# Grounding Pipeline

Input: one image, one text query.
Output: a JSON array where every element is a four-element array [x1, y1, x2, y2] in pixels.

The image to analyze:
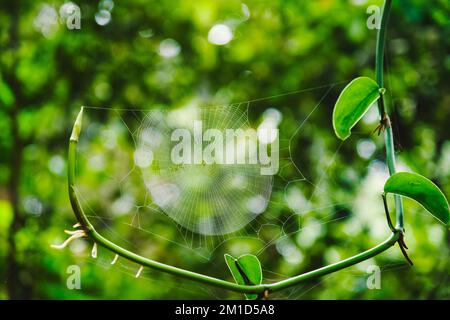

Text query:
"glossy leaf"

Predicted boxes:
[[224, 254, 245, 285], [384, 172, 450, 226], [224, 254, 262, 299], [333, 77, 380, 140], [236, 254, 263, 286]]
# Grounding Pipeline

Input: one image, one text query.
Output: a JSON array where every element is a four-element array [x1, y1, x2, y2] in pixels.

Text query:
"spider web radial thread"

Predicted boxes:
[[135, 104, 274, 235]]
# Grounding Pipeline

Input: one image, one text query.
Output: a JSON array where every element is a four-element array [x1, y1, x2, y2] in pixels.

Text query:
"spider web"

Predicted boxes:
[[134, 104, 273, 236], [70, 80, 410, 298]]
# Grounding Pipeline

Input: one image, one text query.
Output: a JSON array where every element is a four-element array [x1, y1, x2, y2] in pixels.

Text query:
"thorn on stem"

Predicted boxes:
[[135, 265, 144, 278], [65, 229, 80, 235], [398, 234, 413, 266], [91, 242, 98, 259], [111, 254, 119, 265], [51, 230, 86, 250]]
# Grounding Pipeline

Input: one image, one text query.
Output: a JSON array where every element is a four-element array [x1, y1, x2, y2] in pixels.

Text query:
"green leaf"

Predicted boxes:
[[236, 254, 263, 286], [333, 77, 380, 140], [224, 254, 245, 285], [224, 254, 262, 300], [384, 172, 450, 226]]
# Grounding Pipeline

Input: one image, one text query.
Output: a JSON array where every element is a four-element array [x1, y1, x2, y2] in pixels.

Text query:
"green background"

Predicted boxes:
[[0, 0, 449, 299]]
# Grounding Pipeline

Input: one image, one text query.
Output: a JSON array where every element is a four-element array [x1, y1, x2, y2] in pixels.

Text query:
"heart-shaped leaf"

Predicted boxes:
[[384, 172, 450, 226], [333, 77, 381, 140], [224, 253, 262, 299]]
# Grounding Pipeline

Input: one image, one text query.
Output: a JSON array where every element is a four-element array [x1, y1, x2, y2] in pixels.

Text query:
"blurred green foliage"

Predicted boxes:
[[0, 0, 449, 299]]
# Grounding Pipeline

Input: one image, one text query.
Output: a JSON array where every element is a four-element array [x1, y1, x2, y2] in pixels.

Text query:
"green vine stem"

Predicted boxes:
[[375, 0, 405, 231], [67, 106, 400, 295], [64, 0, 405, 295]]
